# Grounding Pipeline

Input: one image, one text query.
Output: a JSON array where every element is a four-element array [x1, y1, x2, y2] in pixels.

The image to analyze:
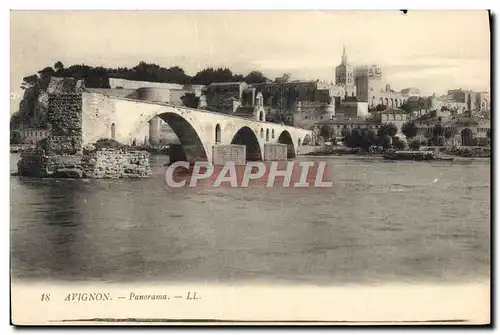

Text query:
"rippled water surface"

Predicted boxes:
[[10, 154, 490, 284]]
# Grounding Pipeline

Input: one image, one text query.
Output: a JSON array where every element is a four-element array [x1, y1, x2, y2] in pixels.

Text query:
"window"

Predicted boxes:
[[215, 124, 221, 143], [111, 123, 116, 140]]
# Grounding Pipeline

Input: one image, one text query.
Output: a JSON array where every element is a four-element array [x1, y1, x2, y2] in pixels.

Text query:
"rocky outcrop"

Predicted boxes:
[[13, 77, 85, 129]]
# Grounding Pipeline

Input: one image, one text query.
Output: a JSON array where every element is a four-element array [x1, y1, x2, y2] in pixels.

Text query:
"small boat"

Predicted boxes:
[[383, 149, 437, 161]]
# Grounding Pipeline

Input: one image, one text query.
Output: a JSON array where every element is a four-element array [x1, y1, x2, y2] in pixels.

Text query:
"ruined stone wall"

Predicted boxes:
[[17, 149, 152, 179], [82, 149, 151, 178], [46, 93, 83, 154]]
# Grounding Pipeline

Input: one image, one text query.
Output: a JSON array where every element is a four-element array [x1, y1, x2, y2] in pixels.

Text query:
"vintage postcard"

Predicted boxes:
[[9, 10, 491, 325]]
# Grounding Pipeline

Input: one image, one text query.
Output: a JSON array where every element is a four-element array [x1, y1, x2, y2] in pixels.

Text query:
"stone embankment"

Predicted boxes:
[[17, 148, 152, 179]]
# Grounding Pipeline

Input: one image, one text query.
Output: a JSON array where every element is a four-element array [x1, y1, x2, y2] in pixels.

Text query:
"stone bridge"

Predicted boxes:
[[81, 92, 313, 162]]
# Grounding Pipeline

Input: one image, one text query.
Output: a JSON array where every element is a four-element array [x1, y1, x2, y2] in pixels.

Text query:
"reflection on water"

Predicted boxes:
[[10, 154, 490, 284]]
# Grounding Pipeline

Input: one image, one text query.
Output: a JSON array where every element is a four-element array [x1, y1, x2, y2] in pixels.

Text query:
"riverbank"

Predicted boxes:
[[299, 145, 491, 159]]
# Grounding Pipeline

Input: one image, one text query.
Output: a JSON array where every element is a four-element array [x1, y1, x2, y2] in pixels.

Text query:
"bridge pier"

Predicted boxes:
[[264, 144, 288, 161], [212, 144, 246, 166]]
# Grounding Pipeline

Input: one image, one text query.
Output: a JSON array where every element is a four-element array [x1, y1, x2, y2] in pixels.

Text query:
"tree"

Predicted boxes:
[[401, 121, 418, 139], [319, 124, 332, 140], [433, 123, 444, 138], [393, 138, 406, 150], [409, 139, 421, 150], [10, 112, 21, 130], [181, 93, 200, 108], [244, 71, 268, 84], [344, 129, 361, 148], [10, 131, 22, 145], [378, 123, 398, 138], [377, 135, 391, 149], [190, 67, 236, 85], [376, 104, 387, 112], [54, 61, 64, 72], [20, 74, 39, 90], [360, 128, 377, 151]]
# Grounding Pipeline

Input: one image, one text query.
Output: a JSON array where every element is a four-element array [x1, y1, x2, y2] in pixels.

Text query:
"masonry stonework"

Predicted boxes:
[[82, 149, 152, 178], [264, 144, 288, 161], [46, 93, 83, 154], [17, 149, 152, 179], [212, 145, 246, 166]]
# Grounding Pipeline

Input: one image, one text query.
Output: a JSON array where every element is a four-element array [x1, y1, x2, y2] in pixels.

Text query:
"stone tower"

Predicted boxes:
[[335, 44, 356, 97]]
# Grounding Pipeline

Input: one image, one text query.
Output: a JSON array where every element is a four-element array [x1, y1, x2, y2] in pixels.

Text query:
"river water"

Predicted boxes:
[[10, 153, 490, 285]]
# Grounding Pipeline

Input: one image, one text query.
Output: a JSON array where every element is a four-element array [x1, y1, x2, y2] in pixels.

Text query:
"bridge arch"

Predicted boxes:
[[231, 126, 262, 161], [156, 112, 209, 162], [278, 130, 296, 159]]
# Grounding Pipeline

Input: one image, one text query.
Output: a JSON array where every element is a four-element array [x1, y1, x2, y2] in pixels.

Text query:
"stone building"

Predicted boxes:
[[291, 101, 336, 129], [445, 88, 490, 115], [414, 116, 490, 146], [12, 126, 50, 145], [312, 118, 383, 140], [335, 98, 369, 119], [204, 82, 249, 114], [249, 79, 343, 125], [400, 87, 421, 96], [379, 109, 408, 136], [354, 64, 383, 104], [334, 47, 411, 108]]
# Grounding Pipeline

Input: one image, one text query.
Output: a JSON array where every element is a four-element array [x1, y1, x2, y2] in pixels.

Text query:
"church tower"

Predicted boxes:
[[335, 44, 356, 97]]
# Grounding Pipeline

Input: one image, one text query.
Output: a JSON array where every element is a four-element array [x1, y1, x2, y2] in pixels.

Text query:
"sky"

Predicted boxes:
[[10, 10, 491, 114]]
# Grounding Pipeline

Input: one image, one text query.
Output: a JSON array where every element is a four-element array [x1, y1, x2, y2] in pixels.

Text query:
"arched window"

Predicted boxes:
[[215, 124, 221, 143], [111, 123, 116, 139], [272, 129, 275, 139], [298, 138, 302, 146], [266, 129, 270, 141], [259, 111, 264, 121], [260, 128, 264, 138]]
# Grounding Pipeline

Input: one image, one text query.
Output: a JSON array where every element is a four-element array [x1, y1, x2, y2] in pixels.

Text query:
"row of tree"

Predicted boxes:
[[319, 120, 492, 151], [20, 61, 271, 90]]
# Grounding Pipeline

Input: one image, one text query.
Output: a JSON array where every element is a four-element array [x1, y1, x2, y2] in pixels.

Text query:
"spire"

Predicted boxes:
[[341, 44, 347, 65]]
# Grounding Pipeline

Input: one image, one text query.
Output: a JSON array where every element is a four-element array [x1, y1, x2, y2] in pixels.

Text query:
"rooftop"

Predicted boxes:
[[207, 82, 247, 87]]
